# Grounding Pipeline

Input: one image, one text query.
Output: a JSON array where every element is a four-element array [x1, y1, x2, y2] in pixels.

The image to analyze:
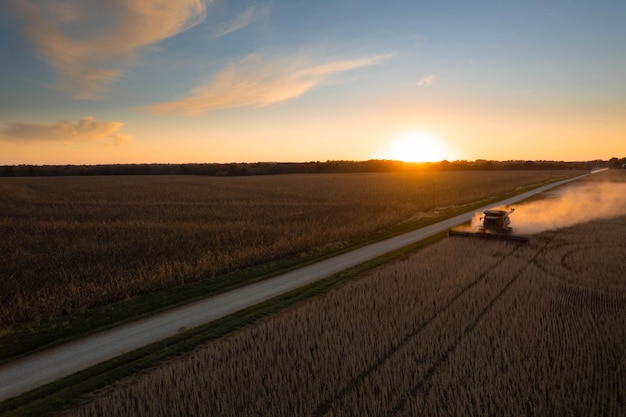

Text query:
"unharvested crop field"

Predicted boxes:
[[0, 170, 578, 328], [70, 175, 625, 417]]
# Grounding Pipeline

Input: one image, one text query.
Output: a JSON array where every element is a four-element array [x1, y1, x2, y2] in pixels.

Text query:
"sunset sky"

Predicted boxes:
[[1, 1, 625, 165]]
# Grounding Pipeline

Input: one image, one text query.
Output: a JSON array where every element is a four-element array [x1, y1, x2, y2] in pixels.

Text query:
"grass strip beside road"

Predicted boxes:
[[0, 174, 583, 362], [0, 234, 446, 417]]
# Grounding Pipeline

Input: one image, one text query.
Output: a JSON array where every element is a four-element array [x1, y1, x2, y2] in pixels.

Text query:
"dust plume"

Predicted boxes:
[[475, 182, 626, 235]]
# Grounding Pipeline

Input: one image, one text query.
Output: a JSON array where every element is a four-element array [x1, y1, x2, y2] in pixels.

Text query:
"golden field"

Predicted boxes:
[[68, 171, 626, 417], [0, 170, 577, 328]]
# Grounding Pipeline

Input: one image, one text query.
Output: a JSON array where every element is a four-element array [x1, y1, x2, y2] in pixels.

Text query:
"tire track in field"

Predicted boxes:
[[528, 232, 626, 315], [312, 243, 524, 417], [386, 233, 559, 417]]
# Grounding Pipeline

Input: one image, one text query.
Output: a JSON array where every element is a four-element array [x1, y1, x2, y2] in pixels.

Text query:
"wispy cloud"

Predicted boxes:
[[416, 75, 434, 87], [0, 117, 132, 146], [146, 52, 394, 115], [6, 0, 206, 99], [209, 4, 268, 39]]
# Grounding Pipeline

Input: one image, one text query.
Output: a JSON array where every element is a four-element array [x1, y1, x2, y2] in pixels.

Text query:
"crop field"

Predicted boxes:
[[0, 170, 578, 329], [70, 182, 626, 416]]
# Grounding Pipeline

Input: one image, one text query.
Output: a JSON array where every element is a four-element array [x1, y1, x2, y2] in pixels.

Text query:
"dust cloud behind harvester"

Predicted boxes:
[[475, 182, 626, 235]]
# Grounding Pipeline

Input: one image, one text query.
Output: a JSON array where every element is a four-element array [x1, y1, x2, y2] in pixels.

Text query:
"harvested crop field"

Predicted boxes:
[[0, 170, 579, 328], [70, 177, 626, 417]]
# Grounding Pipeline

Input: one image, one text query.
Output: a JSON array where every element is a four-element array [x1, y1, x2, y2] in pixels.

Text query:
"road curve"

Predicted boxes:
[[0, 173, 592, 402]]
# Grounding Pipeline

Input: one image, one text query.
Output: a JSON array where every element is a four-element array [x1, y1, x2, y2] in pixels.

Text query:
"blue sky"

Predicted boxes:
[[1, 0, 625, 164]]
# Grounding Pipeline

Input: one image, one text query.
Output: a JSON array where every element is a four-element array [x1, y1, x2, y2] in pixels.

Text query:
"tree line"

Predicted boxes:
[[1, 158, 624, 177]]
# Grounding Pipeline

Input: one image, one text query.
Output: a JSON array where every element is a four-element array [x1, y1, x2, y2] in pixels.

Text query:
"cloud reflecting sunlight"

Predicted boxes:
[[6, 0, 206, 99], [209, 4, 269, 39], [0, 117, 132, 146], [146, 53, 394, 115], [416, 75, 434, 87]]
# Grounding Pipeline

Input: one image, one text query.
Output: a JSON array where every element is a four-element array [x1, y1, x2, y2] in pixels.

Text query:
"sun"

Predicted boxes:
[[386, 132, 447, 163]]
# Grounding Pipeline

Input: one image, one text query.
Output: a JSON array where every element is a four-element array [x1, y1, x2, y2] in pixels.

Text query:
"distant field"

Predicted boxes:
[[0, 170, 580, 328], [72, 178, 626, 417]]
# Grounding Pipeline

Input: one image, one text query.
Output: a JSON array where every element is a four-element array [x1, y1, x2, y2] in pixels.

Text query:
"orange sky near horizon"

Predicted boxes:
[[3, 95, 622, 165]]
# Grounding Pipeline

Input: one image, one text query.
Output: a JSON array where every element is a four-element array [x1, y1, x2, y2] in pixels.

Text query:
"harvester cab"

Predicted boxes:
[[449, 207, 529, 243], [480, 208, 514, 234]]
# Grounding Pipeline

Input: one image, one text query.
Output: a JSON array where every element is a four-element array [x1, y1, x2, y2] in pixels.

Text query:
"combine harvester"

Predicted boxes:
[[449, 208, 530, 244]]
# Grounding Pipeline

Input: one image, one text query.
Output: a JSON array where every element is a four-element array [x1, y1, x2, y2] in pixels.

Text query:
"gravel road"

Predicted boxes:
[[0, 173, 591, 402]]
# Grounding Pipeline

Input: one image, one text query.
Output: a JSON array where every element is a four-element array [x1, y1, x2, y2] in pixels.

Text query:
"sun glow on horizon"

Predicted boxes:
[[385, 132, 449, 163]]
